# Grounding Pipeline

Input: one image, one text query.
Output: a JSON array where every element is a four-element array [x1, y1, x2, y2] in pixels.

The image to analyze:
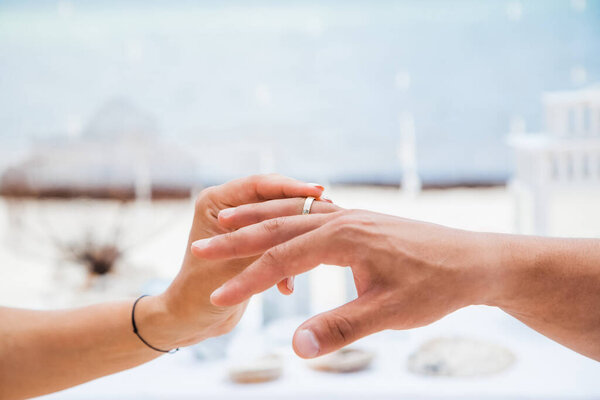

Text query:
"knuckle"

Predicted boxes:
[[261, 249, 280, 267], [322, 221, 349, 249], [332, 211, 358, 228], [326, 212, 371, 265], [334, 211, 374, 236], [340, 208, 361, 218], [260, 247, 292, 276], [250, 173, 278, 184], [262, 217, 284, 233], [339, 209, 368, 223], [324, 312, 355, 344], [328, 215, 359, 239], [249, 174, 263, 183], [195, 186, 217, 209], [221, 232, 239, 257], [249, 174, 268, 200]]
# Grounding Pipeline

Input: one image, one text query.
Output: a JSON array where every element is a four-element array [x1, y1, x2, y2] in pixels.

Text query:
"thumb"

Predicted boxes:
[[292, 294, 381, 358]]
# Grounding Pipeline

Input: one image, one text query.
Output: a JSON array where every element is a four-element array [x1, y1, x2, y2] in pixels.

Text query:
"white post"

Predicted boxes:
[[592, 152, 600, 181], [573, 103, 585, 136], [510, 178, 524, 234], [555, 150, 569, 182], [532, 152, 551, 235], [532, 185, 548, 235], [134, 155, 152, 202], [556, 106, 569, 137], [545, 103, 555, 134], [511, 150, 527, 234], [591, 107, 600, 137], [398, 112, 421, 197], [572, 150, 584, 182]]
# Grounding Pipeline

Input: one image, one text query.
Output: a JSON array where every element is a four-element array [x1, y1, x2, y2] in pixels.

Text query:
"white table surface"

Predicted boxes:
[[38, 306, 600, 400]]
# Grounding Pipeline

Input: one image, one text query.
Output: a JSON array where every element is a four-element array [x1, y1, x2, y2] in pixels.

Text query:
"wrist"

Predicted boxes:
[[461, 232, 514, 308], [472, 233, 551, 310], [133, 294, 196, 350]]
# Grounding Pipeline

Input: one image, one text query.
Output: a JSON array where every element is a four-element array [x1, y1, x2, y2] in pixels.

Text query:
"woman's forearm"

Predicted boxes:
[[0, 295, 175, 399], [488, 235, 600, 360], [0, 176, 325, 399]]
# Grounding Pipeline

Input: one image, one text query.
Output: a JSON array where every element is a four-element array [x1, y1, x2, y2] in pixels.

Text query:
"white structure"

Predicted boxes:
[[2, 99, 196, 200], [398, 112, 422, 197], [509, 85, 600, 235]]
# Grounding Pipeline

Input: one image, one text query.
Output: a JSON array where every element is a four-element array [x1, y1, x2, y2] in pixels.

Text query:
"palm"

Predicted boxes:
[[164, 175, 323, 345]]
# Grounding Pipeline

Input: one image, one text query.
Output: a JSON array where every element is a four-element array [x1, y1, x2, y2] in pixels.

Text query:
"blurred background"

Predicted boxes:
[[1, 0, 599, 398]]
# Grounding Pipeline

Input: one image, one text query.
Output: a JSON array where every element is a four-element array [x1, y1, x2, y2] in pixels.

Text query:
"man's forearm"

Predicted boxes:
[[0, 296, 173, 399], [486, 235, 600, 360]]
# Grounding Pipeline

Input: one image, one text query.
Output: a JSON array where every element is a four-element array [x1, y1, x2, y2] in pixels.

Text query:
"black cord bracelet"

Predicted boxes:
[[131, 295, 179, 354]]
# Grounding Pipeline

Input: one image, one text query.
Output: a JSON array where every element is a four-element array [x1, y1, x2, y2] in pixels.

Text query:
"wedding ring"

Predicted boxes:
[[302, 196, 316, 215]]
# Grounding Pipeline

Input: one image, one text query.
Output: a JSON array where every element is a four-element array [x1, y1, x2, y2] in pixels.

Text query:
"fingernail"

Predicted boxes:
[[210, 284, 226, 302], [320, 195, 333, 203], [219, 208, 236, 219], [308, 182, 325, 191], [295, 329, 320, 358], [192, 238, 212, 250], [286, 276, 295, 292]]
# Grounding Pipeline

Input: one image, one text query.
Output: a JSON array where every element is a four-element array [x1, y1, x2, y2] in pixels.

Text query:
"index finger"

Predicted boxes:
[[192, 213, 335, 260], [210, 223, 345, 307]]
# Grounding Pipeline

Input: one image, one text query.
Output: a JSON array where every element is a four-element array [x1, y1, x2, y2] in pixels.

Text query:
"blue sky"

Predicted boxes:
[[1, 0, 599, 184]]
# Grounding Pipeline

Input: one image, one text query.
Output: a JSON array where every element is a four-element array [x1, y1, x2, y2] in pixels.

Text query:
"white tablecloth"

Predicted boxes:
[[39, 306, 600, 399]]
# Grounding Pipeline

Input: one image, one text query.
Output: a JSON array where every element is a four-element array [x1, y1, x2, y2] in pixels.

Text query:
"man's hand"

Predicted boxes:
[[137, 175, 326, 349], [191, 200, 600, 361], [191, 206, 494, 357]]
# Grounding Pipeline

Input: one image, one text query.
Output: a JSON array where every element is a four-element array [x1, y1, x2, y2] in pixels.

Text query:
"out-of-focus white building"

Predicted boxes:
[[1, 99, 197, 199], [509, 85, 600, 235]]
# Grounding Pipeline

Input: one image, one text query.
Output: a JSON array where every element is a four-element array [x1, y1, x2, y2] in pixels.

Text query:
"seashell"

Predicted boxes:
[[307, 347, 375, 373], [228, 354, 283, 384], [408, 337, 515, 377]]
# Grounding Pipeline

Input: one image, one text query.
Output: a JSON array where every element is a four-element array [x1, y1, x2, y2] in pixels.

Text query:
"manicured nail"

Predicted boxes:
[[219, 208, 236, 219], [192, 238, 212, 251], [308, 182, 325, 191], [295, 329, 320, 358], [210, 284, 226, 302], [320, 195, 333, 203], [286, 276, 295, 292]]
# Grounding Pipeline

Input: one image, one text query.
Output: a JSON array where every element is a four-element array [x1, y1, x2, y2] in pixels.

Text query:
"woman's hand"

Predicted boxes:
[[0, 176, 331, 399], [135, 175, 326, 350], [192, 200, 600, 361]]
